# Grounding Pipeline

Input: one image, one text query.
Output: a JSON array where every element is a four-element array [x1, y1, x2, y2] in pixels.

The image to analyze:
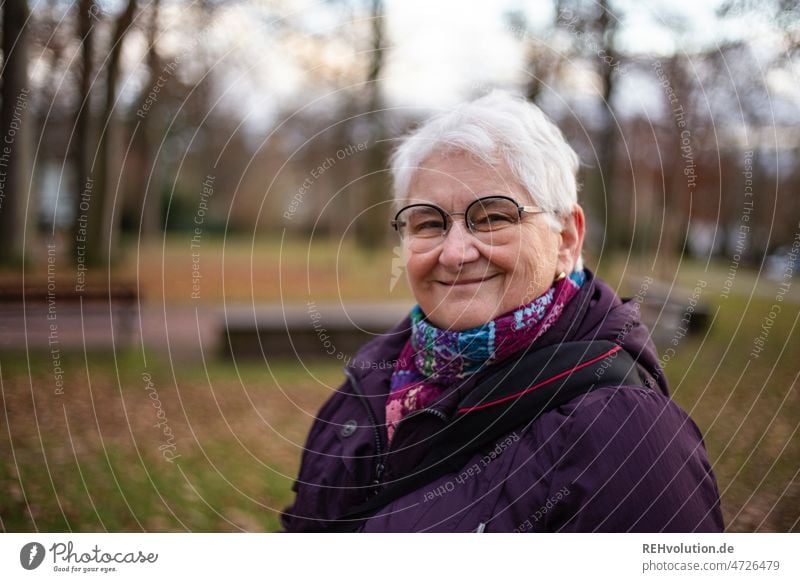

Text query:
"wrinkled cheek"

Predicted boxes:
[[405, 264, 427, 294], [530, 266, 548, 289], [406, 256, 439, 293], [510, 262, 548, 305]]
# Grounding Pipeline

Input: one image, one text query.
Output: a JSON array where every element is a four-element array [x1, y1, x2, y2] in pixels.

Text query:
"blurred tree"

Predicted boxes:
[[717, 0, 800, 255], [505, 5, 565, 105], [652, 53, 695, 274], [0, 0, 32, 266], [593, 0, 624, 250], [511, 0, 629, 254], [521, 0, 627, 252], [354, 0, 390, 250], [129, 0, 162, 239], [719, 0, 800, 53], [83, 0, 139, 266], [71, 0, 96, 264]]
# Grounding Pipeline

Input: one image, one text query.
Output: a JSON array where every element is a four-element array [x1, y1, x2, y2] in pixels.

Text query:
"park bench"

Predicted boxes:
[[220, 279, 710, 360], [221, 302, 412, 360], [622, 276, 710, 344], [0, 278, 140, 349]]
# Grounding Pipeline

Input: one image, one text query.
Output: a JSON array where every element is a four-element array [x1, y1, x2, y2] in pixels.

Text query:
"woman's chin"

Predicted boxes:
[[423, 301, 497, 331]]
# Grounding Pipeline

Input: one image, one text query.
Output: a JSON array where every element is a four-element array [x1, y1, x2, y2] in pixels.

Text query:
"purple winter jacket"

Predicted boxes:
[[280, 270, 724, 532]]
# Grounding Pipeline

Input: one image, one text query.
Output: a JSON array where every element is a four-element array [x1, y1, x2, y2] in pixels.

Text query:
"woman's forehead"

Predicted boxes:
[[406, 150, 525, 207]]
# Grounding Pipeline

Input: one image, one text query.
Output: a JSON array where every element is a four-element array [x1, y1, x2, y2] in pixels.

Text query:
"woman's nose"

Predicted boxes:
[[438, 220, 480, 268]]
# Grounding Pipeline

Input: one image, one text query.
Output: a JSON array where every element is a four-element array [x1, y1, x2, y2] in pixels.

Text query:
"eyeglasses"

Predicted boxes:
[[391, 195, 547, 250]]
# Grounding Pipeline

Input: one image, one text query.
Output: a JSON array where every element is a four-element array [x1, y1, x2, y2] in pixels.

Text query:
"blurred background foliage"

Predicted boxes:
[[0, 0, 798, 266]]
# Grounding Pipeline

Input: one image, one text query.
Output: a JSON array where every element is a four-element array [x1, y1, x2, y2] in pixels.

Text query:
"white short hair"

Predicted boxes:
[[390, 90, 583, 270]]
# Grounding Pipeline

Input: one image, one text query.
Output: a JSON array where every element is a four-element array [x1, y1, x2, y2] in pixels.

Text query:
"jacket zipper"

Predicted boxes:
[[387, 406, 449, 452], [343, 368, 386, 490], [378, 406, 450, 476], [344, 368, 450, 493], [407, 407, 449, 423]]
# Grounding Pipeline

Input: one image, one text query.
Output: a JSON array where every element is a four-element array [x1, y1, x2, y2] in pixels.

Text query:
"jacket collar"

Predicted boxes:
[[343, 268, 669, 425]]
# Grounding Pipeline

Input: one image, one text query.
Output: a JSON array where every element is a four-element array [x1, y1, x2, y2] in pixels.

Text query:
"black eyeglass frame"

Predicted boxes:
[[390, 195, 547, 237]]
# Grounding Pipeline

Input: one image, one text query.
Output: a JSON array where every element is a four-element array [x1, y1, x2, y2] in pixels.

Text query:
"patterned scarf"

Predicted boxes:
[[386, 270, 585, 443]]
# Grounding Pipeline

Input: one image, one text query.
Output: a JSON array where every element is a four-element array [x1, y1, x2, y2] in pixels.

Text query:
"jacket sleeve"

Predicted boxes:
[[279, 417, 328, 532], [543, 385, 724, 532], [279, 387, 345, 533], [279, 377, 377, 532]]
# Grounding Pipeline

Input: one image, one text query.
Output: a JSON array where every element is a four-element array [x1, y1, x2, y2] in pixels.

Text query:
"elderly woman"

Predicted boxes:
[[280, 91, 723, 533]]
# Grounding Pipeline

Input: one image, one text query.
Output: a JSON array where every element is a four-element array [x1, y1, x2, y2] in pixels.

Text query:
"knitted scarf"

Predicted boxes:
[[386, 270, 585, 444]]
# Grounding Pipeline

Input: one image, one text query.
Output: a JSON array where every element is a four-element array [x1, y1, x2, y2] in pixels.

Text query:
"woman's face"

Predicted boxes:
[[402, 150, 578, 331]]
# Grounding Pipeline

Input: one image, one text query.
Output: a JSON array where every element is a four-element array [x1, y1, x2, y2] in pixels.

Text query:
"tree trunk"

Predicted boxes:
[[0, 0, 32, 266], [85, 0, 138, 266], [72, 0, 96, 266], [596, 0, 622, 251], [524, 0, 566, 105], [355, 0, 390, 250], [132, 0, 162, 239]]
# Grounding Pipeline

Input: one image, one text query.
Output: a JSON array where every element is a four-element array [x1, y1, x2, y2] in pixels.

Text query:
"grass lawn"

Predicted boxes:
[[1, 350, 344, 532], [127, 233, 416, 304], [1, 235, 798, 531]]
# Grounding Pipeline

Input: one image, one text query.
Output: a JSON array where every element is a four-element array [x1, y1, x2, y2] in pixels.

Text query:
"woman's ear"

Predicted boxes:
[[557, 204, 585, 273]]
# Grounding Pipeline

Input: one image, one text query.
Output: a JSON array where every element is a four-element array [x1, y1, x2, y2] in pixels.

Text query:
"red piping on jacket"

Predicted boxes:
[[456, 344, 623, 414]]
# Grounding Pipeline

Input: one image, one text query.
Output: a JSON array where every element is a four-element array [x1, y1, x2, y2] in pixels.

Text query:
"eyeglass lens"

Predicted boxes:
[[395, 196, 521, 239]]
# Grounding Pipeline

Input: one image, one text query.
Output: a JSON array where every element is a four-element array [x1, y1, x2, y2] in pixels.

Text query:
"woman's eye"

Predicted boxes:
[[488, 213, 514, 222], [473, 213, 514, 225], [411, 220, 444, 234]]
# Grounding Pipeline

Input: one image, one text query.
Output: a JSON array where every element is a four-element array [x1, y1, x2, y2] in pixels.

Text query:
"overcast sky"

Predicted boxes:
[[382, 0, 773, 107], [158, 0, 793, 130]]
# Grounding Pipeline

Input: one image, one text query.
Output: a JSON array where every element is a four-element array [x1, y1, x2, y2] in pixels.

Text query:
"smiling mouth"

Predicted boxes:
[[438, 274, 500, 286]]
